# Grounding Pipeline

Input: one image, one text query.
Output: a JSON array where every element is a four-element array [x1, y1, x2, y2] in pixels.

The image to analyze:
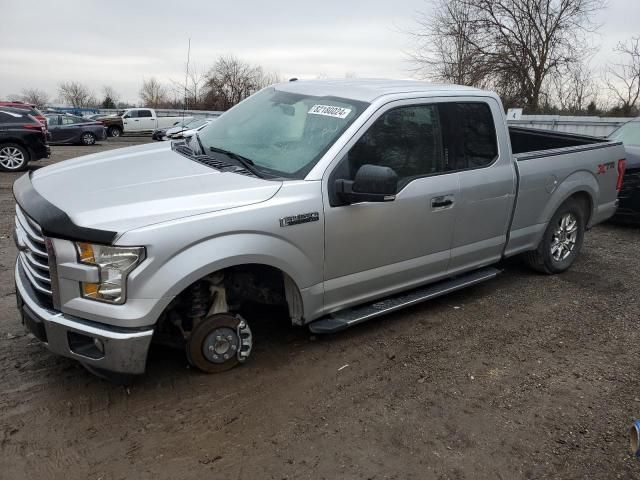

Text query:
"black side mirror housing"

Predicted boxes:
[[335, 164, 398, 204]]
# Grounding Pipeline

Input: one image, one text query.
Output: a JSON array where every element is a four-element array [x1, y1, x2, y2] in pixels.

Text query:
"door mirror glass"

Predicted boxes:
[[335, 164, 398, 204]]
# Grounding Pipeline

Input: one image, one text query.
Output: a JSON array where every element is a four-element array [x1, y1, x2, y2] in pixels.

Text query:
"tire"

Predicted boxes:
[[81, 132, 96, 145], [107, 126, 121, 138], [186, 313, 252, 374], [0, 143, 29, 172], [524, 199, 586, 274]]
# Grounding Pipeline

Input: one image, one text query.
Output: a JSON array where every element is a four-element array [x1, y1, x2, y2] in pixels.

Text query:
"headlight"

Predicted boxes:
[[75, 243, 145, 304]]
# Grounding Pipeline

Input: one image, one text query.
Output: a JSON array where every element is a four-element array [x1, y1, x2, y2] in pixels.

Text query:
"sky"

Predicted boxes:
[[0, 0, 638, 105]]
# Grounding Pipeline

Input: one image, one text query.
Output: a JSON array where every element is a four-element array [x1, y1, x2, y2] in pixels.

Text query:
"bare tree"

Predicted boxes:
[[472, 0, 600, 110], [58, 81, 96, 108], [605, 37, 640, 116], [204, 56, 278, 110], [408, 0, 489, 86], [170, 63, 208, 110], [552, 61, 598, 113], [139, 77, 168, 108], [410, 0, 602, 111], [261, 70, 283, 86], [18, 88, 49, 107]]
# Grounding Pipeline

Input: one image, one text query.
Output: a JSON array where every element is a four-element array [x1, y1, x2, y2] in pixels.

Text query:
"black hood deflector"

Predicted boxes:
[[13, 173, 117, 244]]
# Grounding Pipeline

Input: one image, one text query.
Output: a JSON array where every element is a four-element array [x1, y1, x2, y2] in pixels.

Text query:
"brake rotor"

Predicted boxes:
[[187, 313, 252, 373]]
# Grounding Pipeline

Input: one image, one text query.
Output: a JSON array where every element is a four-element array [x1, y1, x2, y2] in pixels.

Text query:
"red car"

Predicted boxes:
[[0, 101, 47, 127]]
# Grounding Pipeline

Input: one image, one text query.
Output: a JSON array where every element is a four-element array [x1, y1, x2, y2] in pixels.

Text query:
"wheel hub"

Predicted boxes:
[[203, 327, 238, 363]]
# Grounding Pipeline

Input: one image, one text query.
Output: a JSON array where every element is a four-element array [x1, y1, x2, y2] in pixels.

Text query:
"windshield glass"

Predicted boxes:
[[610, 121, 640, 146], [186, 118, 208, 129], [196, 87, 368, 178]]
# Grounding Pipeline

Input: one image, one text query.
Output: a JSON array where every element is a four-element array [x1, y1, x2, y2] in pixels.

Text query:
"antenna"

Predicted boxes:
[[183, 38, 191, 127]]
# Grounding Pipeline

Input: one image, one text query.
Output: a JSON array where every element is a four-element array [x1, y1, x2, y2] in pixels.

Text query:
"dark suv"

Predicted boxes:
[[0, 101, 47, 127], [0, 106, 49, 172], [608, 118, 640, 223]]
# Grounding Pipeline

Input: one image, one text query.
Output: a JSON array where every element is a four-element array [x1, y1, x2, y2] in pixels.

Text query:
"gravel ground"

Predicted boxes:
[[1, 138, 639, 479]]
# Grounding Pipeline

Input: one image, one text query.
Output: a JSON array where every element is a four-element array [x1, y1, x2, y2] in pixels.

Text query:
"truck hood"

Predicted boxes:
[[30, 142, 282, 233]]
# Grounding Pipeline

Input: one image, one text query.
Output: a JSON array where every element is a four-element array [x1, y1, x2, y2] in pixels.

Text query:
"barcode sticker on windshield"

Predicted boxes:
[[308, 105, 352, 119]]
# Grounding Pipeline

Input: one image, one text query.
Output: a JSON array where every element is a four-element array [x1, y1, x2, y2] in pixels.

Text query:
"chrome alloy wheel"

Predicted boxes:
[[550, 213, 578, 261], [82, 133, 95, 145], [0, 146, 25, 170]]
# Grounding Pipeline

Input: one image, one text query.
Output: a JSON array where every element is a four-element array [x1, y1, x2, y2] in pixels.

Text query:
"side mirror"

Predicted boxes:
[[335, 164, 398, 204]]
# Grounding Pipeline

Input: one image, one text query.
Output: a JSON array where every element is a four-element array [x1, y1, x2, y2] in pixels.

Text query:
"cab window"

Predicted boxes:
[[441, 102, 498, 170], [330, 101, 498, 200], [336, 104, 445, 190]]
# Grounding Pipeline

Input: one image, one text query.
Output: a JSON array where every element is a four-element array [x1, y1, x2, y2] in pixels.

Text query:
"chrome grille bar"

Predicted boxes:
[[15, 205, 53, 298]]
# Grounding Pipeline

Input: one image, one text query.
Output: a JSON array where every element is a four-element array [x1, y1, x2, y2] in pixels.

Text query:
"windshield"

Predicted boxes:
[[610, 121, 640, 146], [186, 118, 208, 129], [196, 87, 368, 178]]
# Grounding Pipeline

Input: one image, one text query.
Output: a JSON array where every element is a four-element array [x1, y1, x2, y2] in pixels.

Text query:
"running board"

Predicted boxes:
[[308, 267, 500, 334]]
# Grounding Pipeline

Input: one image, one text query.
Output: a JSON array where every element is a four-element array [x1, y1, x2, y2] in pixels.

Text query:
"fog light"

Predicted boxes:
[[68, 332, 105, 360]]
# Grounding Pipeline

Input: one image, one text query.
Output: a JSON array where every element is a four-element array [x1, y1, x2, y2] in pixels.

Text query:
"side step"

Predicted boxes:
[[308, 267, 500, 334]]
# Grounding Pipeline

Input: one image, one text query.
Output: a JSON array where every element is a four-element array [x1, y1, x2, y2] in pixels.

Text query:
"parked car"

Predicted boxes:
[[152, 119, 192, 141], [0, 101, 47, 127], [0, 106, 49, 171], [167, 118, 216, 140], [121, 108, 192, 134], [608, 118, 640, 223], [45, 114, 107, 145], [13, 79, 625, 381]]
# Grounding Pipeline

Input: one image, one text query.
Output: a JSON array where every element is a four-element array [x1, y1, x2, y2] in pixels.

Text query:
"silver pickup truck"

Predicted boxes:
[[13, 80, 626, 380]]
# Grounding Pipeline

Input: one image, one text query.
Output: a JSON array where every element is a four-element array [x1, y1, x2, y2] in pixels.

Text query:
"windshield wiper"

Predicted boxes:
[[208, 146, 262, 177]]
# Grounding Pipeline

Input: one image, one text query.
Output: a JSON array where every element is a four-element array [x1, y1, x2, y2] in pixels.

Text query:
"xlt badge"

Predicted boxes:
[[279, 212, 320, 227]]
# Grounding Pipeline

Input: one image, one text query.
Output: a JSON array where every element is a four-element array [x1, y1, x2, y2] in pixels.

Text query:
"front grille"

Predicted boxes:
[[15, 205, 53, 299]]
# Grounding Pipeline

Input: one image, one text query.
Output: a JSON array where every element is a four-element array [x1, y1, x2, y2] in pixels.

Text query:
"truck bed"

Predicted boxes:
[[509, 126, 609, 156], [504, 126, 625, 258]]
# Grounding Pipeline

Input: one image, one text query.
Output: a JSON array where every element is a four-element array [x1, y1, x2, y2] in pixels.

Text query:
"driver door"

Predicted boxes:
[[122, 110, 139, 131], [323, 101, 459, 313], [46, 115, 63, 142]]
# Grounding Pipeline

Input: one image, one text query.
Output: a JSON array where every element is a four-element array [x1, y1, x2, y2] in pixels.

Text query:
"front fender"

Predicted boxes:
[[153, 233, 316, 298], [125, 231, 324, 323]]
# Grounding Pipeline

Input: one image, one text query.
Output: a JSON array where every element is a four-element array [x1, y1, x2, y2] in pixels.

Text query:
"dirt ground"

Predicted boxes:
[[1, 138, 639, 479]]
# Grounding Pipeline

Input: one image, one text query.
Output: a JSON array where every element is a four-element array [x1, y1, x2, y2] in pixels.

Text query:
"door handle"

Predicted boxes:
[[431, 196, 454, 209]]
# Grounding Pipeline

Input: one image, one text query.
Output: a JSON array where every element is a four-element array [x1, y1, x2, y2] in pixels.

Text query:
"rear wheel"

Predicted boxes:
[[524, 199, 586, 274], [81, 132, 96, 145], [0, 143, 29, 171], [187, 313, 253, 373], [107, 126, 121, 137]]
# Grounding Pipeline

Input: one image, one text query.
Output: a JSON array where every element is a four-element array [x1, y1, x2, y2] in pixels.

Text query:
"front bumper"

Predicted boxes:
[[15, 260, 154, 375]]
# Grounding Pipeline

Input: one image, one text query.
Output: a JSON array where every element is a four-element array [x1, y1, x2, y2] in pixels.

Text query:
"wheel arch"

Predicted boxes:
[[163, 260, 306, 326], [0, 138, 31, 157], [540, 170, 598, 228]]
